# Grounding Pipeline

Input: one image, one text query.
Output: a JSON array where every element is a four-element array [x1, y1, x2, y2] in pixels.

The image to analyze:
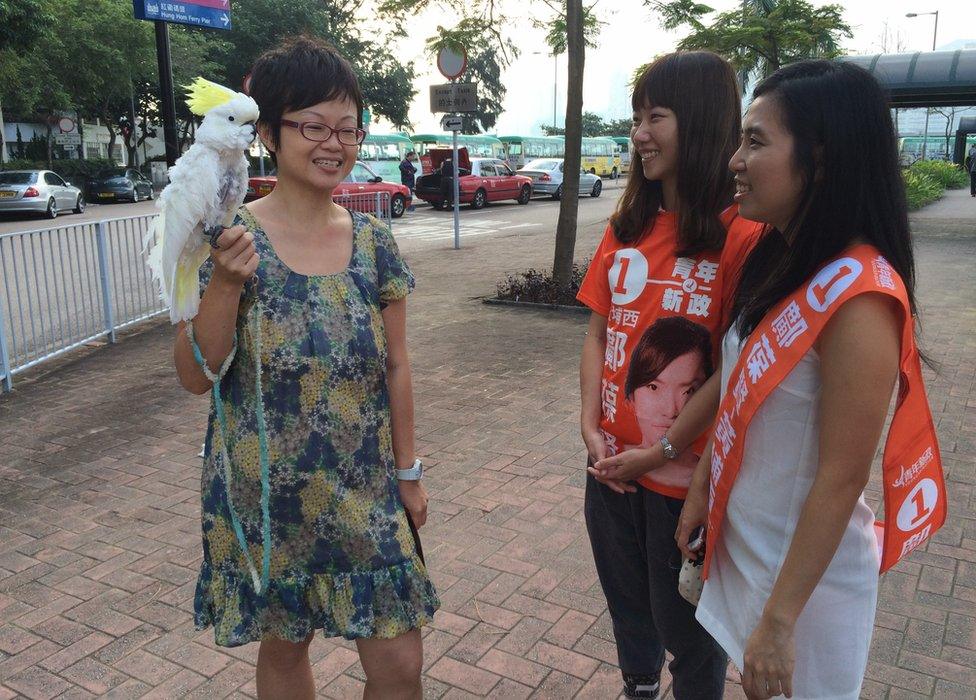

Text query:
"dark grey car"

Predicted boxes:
[[89, 168, 154, 203]]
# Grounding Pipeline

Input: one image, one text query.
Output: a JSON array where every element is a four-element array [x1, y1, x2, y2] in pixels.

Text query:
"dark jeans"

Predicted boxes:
[[585, 472, 728, 700], [970, 170, 976, 196]]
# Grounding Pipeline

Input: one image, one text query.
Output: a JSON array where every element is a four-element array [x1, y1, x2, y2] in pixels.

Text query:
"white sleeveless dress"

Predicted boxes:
[[696, 324, 880, 699]]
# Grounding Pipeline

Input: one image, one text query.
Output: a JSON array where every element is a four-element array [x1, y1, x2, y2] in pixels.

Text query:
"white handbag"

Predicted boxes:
[[678, 555, 704, 606]]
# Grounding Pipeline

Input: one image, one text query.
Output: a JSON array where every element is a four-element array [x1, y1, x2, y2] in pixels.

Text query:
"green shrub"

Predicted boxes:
[[495, 260, 590, 306], [903, 169, 944, 211], [909, 159, 969, 189]]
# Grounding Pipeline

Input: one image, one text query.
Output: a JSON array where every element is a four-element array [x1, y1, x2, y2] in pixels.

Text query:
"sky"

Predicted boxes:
[[366, 0, 976, 136]]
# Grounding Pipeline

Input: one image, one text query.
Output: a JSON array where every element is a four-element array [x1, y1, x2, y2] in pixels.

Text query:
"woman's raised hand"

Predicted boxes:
[[211, 225, 259, 287]]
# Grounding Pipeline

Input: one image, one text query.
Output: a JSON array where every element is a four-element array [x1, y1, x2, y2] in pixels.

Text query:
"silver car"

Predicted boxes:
[[0, 170, 85, 219], [516, 158, 603, 199]]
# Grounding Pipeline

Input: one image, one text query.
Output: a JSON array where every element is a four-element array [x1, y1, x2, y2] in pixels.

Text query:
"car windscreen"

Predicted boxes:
[[97, 169, 127, 179], [523, 159, 560, 171], [0, 172, 36, 185]]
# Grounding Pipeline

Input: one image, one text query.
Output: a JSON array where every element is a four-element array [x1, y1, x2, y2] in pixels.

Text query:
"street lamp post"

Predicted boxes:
[[906, 10, 939, 160], [533, 51, 558, 130]]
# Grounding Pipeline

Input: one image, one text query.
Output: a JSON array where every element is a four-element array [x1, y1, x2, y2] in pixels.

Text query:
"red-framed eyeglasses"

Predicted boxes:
[[279, 119, 366, 146]]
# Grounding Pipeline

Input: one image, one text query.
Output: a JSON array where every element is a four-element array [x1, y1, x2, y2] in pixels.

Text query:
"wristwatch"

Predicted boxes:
[[659, 435, 679, 460], [396, 458, 424, 481]]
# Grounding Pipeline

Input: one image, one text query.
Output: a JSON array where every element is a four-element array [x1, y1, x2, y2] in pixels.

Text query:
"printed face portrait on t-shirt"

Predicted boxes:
[[624, 317, 713, 448]]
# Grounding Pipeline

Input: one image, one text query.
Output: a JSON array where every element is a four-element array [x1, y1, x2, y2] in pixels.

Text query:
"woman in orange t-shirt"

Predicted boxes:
[[577, 51, 762, 699]]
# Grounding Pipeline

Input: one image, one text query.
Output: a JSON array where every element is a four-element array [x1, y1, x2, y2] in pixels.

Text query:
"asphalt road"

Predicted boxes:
[[0, 200, 159, 235]]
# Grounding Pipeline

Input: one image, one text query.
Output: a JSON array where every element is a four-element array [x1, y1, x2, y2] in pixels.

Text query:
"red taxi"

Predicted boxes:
[[414, 148, 532, 210], [244, 161, 412, 218]]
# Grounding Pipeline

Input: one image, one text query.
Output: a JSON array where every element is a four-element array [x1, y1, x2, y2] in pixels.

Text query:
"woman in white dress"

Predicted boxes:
[[673, 60, 930, 699]]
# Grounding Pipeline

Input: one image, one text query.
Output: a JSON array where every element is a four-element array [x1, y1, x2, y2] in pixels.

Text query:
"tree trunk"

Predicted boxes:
[[105, 118, 118, 164], [551, 0, 585, 287]]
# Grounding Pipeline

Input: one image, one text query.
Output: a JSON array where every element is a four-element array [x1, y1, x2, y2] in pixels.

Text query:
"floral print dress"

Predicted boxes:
[[192, 207, 439, 647]]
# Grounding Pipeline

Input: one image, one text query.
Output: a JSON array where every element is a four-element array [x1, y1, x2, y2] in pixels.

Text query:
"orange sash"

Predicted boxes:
[[704, 244, 945, 578]]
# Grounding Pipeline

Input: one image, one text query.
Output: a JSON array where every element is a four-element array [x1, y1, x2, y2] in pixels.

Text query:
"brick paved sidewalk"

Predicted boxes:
[[1, 207, 973, 699]]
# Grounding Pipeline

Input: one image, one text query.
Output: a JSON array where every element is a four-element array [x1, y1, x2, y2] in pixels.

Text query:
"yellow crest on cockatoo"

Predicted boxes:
[[185, 77, 238, 116]]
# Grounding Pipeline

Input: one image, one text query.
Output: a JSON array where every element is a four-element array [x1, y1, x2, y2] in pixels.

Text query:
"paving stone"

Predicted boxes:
[[0, 192, 973, 698]]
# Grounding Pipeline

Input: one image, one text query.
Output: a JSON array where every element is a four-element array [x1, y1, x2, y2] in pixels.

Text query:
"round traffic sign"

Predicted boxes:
[[58, 117, 76, 133], [437, 47, 467, 80]]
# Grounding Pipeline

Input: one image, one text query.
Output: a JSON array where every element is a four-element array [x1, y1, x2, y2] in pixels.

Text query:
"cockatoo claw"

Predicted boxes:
[[205, 225, 224, 249]]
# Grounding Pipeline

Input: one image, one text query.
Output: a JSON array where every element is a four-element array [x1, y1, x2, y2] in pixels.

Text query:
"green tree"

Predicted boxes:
[[0, 0, 68, 164], [604, 117, 634, 136], [212, 0, 416, 127], [541, 111, 610, 137], [380, 0, 603, 284], [649, 0, 852, 80], [458, 47, 506, 134]]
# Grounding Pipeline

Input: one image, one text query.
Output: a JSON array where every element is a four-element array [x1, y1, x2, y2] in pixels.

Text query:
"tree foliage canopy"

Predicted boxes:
[[0, 0, 418, 158], [649, 0, 852, 79]]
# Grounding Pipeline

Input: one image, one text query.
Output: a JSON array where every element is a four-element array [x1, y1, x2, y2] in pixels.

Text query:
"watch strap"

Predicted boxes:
[[396, 458, 423, 481]]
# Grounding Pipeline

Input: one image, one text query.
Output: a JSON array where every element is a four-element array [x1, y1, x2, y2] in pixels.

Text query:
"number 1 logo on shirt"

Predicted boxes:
[[609, 249, 649, 306]]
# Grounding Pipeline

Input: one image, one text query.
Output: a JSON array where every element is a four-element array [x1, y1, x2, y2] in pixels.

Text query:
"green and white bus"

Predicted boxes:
[[610, 136, 632, 175], [499, 136, 566, 169], [359, 133, 414, 182]]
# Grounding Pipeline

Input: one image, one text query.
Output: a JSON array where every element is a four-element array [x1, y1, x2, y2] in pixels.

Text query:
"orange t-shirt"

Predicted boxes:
[[577, 206, 763, 499]]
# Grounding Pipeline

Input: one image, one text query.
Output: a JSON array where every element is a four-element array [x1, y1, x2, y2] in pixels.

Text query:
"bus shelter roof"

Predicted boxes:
[[840, 49, 976, 108]]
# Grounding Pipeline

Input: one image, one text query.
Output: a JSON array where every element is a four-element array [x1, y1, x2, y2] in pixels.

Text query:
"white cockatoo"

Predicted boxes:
[[145, 77, 260, 323]]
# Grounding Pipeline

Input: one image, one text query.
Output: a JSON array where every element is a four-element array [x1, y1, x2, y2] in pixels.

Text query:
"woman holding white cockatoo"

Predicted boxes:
[[171, 37, 438, 700]]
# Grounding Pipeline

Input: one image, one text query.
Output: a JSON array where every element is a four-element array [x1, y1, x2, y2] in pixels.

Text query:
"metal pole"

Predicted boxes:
[[130, 86, 140, 169], [0, 94, 8, 164], [94, 222, 117, 344], [0, 299, 13, 392], [452, 128, 460, 250], [154, 21, 180, 168], [553, 54, 557, 129]]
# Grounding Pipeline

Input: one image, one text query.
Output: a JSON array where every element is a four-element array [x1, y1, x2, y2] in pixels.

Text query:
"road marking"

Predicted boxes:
[[393, 216, 542, 242]]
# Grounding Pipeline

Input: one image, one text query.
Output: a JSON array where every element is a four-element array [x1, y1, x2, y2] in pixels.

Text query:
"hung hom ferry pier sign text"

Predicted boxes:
[[133, 0, 233, 30]]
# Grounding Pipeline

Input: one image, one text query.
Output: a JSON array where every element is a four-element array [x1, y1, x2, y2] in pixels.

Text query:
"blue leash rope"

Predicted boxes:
[[188, 310, 271, 594]]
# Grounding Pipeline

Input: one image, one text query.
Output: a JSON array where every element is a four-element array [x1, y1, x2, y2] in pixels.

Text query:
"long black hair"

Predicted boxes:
[[610, 51, 741, 255], [731, 60, 919, 339]]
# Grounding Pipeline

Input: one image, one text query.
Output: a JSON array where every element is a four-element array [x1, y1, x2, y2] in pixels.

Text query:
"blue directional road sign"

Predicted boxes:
[[133, 0, 233, 31]]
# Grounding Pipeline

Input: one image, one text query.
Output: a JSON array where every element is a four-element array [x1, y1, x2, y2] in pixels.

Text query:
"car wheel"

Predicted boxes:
[[147, 188, 154, 201], [391, 194, 406, 218], [552, 185, 563, 201], [431, 200, 445, 210], [133, 189, 141, 203], [74, 196, 86, 214], [471, 189, 487, 210], [517, 185, 531, 205], [46, 198, 58, 219], [591, 180, 603, 197]]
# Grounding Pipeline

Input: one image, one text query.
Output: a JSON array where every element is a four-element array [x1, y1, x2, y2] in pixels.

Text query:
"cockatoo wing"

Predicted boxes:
[[145, 145, 223, 323]]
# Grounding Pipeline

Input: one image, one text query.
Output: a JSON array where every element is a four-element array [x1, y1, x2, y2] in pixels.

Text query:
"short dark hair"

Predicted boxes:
[[610, 51, 741, 255], [249, 35, 364, 159], [731, 60, 919, 340], [624, 317, 713, 399], [406, 150, 416, 157]]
